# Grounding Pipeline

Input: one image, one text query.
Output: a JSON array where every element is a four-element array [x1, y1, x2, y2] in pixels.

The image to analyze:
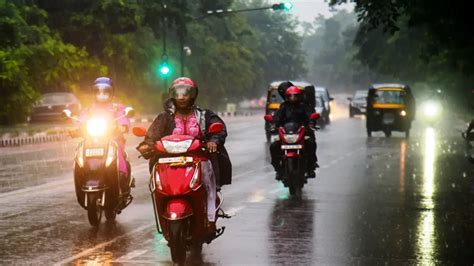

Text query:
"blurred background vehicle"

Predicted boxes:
[[315, 95, 329, 126], [348, 90, 368, 117], [315, 86, 333, 124], [30, 92, 81, 122]]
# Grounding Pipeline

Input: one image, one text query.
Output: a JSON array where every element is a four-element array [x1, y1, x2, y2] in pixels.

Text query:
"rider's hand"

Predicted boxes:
[[207, 141, 218, 153], [120, 125, 129, 134], [138, 143, 152, 154]]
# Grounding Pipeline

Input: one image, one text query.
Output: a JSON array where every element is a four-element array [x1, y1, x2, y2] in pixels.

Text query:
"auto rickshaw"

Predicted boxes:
[[366, 84, 415, 138], [265, 81, 315, 142]]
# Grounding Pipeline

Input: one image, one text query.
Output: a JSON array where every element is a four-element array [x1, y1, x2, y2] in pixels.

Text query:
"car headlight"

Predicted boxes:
[[86, 118, 108, 137], [162, 140, 193, 154], [423, 102, 441, 117], [283, 134, 299, 144], [400, 110, 407, 116]]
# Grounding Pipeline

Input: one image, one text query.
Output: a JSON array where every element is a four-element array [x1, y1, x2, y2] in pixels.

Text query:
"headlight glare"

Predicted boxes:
[[87, 118, 107, 137]]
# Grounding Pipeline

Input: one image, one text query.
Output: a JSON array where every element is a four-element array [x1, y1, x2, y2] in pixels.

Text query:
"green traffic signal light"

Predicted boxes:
[[157, 62, 172, 77], [272, 2, 293, 11], [160, 65, 170, 75]]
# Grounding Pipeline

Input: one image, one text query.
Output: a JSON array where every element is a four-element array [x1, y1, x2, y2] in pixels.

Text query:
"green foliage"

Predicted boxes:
[[0, 0, 307, 123], [329, 0, 474, 104], [0, 2, 103, 124]]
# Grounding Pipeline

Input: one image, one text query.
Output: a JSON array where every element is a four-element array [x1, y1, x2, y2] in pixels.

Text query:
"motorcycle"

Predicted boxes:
[[264, 113, 320, 196], [63, 107, 135, 226], [462, 131, 474, 163], [132, 122, 229, 264]]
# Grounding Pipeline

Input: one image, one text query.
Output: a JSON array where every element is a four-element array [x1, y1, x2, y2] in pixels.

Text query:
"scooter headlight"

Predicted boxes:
[[400, 110, 407, 117], [86, 118, 108, 137], [162, 140, 193, 154], [283, 134, 299, 144]]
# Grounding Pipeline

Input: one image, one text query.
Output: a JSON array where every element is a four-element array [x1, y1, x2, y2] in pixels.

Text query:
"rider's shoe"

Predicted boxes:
[[307, 170, 316, 178], [275, 171, 283, 181]]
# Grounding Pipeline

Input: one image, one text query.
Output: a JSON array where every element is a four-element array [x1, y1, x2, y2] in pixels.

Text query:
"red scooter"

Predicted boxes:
[[264, 113, 319, 196], [133, 123, 229, 264]]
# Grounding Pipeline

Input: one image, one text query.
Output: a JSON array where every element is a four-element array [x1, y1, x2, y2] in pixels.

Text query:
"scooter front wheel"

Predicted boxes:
[[87, 193, 102, 226], [169, 220, 188, 264]]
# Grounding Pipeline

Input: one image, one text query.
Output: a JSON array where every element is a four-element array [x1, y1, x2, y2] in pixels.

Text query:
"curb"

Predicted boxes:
[[0, 134, 68, 147]]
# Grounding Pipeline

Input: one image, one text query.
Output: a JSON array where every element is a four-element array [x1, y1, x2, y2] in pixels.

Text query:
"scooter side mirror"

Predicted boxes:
[[347, 97, 352, 101], [310, 113, 320, 120], [132, 126, 147, 137], [264, 114, 273, 122], [62, 109, 72, 119], [208, 123, 225, 134], [124, 107, 135, 118]]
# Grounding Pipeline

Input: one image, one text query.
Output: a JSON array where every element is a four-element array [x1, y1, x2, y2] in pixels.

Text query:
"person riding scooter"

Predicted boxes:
[[270, 85, 318, 180], [136, 77, 232, 234], [77, 77, 132, 195]]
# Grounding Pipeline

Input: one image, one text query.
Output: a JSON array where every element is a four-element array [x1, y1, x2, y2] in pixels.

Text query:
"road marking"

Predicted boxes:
[[225, 205, 246, 216], [0, 164, 149, 201], [53, 222, 155, 265], [116, 249, 148, 261]]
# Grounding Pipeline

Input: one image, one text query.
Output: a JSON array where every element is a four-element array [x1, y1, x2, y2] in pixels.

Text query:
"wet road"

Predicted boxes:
[[1, 100, 474, 265]]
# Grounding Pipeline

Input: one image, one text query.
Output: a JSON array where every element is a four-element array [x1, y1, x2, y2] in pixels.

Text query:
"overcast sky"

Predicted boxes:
[[287, 0, 355, 23]]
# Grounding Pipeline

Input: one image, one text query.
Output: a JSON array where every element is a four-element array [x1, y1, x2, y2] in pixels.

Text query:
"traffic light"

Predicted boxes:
[[272, 2, 293, 11], [157, 61, 172, 77]]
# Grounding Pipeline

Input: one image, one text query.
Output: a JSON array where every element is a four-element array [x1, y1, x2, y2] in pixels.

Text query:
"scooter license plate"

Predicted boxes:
[[85, 148, 104, 157], [281, 144, 302, 150], [159, 157, 193, 164]]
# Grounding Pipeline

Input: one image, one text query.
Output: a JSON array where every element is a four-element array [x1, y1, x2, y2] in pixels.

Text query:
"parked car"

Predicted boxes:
[[348, 90, 368, 117], [315, 95, 329, 126], [315, 87, 333, 123], [31, 92, 81, 122]]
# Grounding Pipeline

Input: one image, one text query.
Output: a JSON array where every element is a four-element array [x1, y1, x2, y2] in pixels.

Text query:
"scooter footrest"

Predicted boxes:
[[204, 226, 226, 244], [217, 208, 232, 219]]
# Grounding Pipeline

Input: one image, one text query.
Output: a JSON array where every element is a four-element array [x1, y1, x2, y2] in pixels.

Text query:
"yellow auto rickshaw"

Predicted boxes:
[[366, 83, 415, 138], [265, 81, 315, 141]]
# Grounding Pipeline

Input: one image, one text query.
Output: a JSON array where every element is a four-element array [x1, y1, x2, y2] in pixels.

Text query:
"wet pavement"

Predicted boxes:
[[1, 101, 473, 265]]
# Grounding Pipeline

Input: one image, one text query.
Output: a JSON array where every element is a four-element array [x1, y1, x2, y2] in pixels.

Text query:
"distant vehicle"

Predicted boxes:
[[315, 87, 333, 124], [366, 83, 414, 138], [315, 95, 329, 126], [31, 92, 81, 122], [348, 90, 368, 117]]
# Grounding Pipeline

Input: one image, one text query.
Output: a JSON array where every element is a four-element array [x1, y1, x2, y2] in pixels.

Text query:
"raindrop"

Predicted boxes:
[[463, 172, 467, 178], [386, 164, 390, 169], [451, 183, 456, 188]]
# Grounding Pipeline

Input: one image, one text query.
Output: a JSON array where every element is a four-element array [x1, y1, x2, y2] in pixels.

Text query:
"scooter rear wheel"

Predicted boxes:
[[87, 193, 102, 227]]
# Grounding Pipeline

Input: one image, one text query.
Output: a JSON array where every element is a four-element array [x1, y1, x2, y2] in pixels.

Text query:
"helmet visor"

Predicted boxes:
[[170, 85, 197, 99], [94, 84, 112, 102]]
